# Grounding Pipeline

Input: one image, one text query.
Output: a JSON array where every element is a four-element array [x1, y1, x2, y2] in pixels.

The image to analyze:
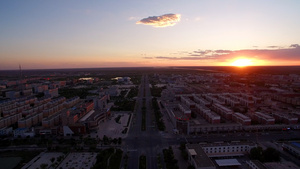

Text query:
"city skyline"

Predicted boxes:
[[1, 0, 300, 70]]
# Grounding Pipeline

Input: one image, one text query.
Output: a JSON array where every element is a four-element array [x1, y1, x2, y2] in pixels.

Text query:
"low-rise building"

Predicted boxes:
[[273, 112, 298, 124], [195, 104, 220, 124], [282, 142, 300, 158], [186, 144, 216, 169], [201, 142, 256, 157], [232, 113, 251, 125], [187, 142, 256, 169], [253, 112, 275, 125], [211, 103, 233, 120], [246, 160, 267, 169]]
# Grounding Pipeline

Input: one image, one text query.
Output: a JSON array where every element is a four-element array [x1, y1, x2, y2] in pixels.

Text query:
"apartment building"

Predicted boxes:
[[201, 142, 256, 157], [187, 142, 256, 169], [180, 96, 196, 109], [273, 112, 298, 124], [253, 112, 275, 125], [282, 142, 300, 158], [193, 94, 210, 106], [0, 113, 22, 128], [211, 103, 233, 120], [232, 113, 251, 125], [196, 104, 220, 124]]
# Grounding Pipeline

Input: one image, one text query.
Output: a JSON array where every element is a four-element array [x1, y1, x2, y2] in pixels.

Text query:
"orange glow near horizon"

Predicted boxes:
[[231, 58, 253, 67]]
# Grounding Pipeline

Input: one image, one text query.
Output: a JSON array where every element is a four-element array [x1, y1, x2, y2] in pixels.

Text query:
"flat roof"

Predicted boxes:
[[79, 110, 95, 122], [85, 109, 107, 121], [186, 144, 215, 168], [215, 159, 241, 166], [172, 110, 189, 120], [188, 149, 197, 156]]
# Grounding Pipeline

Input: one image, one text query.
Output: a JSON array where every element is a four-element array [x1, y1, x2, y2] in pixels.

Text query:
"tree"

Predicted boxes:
[[57, 156, 63, 162], [112, 138, 118, 144], [250, 147, 280, 162], [103, 135, 109, 145], [179, 143, 188, 160], [40, 163, 48, 169], [263, 147, 280, 162], [179, 142, 186, 151], [187, 165, 195, 169], [118, 137, 122, 145], [250, 147, 263, 161], [191, 112, 197, 118]]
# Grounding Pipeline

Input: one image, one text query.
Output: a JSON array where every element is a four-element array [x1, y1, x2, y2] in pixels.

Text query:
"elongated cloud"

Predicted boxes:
[[136, 13, 181, 27], [155, 56, 216, 60], [144, 44, 300, 62]]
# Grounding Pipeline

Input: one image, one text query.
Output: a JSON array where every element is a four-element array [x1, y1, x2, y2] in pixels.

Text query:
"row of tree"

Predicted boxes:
[[152, 98, 165, 131], [92, 148, 123, 169], [163, 146, 179, 169], [250, 147, 280, 162]]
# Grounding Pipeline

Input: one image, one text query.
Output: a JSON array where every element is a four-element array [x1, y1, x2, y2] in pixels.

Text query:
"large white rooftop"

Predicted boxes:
[[215, 159, 241, 166]]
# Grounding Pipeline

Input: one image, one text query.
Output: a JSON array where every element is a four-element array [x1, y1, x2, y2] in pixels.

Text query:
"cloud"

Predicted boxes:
[[143, 57, 153, 59], [136, 13, 181, 27], [188, 44, 300, 61], [188, 49, 232, 57], [290, 44, 300, 48], [267, 46, 280, 48], [214, 50, 232, 54], [146, 44, 300, 62], [155, 56, 216, 60]]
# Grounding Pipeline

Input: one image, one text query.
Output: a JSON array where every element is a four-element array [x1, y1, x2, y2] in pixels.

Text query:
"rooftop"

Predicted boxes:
[[186, 144, 215, 168], [215, 159, 241, 167]]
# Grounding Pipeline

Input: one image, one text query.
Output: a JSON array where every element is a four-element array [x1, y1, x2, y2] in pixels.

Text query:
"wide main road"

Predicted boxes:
[[125, 75, 164, 169]]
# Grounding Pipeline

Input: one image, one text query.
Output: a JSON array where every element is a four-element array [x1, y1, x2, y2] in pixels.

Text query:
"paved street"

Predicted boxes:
[[125, 75, 164, 169]]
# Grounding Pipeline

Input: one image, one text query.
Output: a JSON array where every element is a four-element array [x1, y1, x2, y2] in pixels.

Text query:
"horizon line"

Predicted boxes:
[[1, 65, 300, 71]]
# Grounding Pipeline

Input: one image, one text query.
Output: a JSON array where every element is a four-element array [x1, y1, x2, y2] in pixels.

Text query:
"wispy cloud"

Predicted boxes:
[[155, 56, 216, 60], [188, 49, 231, 57], [144, 44, 300, 62], [290, 44, 300, 48], [136, 13, 181, 28], [267, 46, 280, 48]]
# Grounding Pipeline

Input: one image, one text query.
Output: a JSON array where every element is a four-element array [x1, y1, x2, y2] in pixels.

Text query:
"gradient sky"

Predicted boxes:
[[1, 0, 300, 70]]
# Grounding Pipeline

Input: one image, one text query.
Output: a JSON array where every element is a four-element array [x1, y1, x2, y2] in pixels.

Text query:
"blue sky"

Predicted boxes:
[[1, 0, 300, 69]]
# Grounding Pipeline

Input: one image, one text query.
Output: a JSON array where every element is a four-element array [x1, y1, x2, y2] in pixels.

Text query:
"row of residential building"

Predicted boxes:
[[161, 91, 299, 134]]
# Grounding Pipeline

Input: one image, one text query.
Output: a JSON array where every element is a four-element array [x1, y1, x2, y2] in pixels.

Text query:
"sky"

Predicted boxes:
[[1, 0, 300, 70]]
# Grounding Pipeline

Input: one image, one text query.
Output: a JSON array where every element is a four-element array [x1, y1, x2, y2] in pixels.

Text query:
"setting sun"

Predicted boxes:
[[231, 58, 253, 67]]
